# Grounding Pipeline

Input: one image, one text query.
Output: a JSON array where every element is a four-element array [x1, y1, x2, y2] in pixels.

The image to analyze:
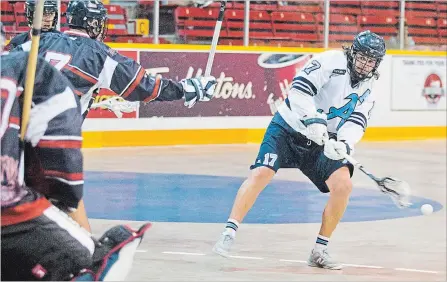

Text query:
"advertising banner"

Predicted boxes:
[[391, 57, 446, 111], [138, 51, 313, 117]]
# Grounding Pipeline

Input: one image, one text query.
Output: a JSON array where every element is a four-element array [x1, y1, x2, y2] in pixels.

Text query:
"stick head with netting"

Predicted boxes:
[[376, 176, 412, 209], [90, 96, 139, 118]]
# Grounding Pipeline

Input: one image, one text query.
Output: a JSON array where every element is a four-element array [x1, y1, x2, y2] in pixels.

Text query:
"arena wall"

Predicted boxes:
[[82, 44, 447, 148]]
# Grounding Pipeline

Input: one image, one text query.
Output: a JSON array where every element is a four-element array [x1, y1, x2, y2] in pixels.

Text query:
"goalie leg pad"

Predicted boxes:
[[92, 223, 151, 281], [71, 223, 151, 281]]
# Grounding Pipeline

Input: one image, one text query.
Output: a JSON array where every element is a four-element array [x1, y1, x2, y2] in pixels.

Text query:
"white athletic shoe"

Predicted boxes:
[[212, 231, 234, 258], [307, 248, 343, 270]]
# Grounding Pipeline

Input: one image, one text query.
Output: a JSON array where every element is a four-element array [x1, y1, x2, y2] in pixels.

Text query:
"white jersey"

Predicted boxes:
[[278, 50, 376, 147]]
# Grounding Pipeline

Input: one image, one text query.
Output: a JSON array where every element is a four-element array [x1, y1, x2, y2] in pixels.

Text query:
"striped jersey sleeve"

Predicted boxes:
[[107, 50, 185, 103], [284, 54, 331, 118], [26, 56, 84, 210]]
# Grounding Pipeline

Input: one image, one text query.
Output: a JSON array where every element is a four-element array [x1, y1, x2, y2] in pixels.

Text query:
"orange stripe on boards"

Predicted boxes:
[[82, 126, 447, 148], [363, 126, 447, 141], [82, 129, 251, 148]]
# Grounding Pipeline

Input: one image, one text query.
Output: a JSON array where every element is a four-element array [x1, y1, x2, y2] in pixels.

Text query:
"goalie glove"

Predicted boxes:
[[181, 76, 217, 108]]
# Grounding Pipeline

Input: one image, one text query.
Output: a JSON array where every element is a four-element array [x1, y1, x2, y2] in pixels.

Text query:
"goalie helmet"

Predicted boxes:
[[25, 0, 58, 32], [66, 0, 108, 41], [345, 30, 386, 87]]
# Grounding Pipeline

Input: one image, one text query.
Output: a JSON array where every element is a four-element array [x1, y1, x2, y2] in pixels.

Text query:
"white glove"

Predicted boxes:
[[301, 112, 329, 146], [324, 139, 354, 161], [181, 76, 217, 108]]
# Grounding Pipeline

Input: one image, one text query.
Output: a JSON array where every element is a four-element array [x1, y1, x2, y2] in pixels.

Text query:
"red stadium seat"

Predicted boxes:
[[405, 1, 438, 18], [1, 1, 16, 28], [105, 4, 128, 35]]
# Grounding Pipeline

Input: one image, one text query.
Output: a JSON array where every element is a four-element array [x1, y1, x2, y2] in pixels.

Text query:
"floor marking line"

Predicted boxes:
[[136, 250, 147, 253], [162, 251, 206, 256], [160, 252, 442, 274], [395, 268, 438, 274], [342, 263, 383, 269], [279, 259, 307, 263], [228, 255, 264, 260]]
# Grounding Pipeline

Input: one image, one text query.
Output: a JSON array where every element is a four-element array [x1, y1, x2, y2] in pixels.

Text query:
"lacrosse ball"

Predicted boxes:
[[421, 204, 433, 215]]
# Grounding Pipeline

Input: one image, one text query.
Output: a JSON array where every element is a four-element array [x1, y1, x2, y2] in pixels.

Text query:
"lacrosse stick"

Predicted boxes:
[[90, 96, 139, 118], [340, 152, 412, 209], [204, 0, 227, 77], [17, 0, 45, 185]]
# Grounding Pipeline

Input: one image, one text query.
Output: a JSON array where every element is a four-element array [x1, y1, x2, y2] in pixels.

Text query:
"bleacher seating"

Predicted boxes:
[[330, 1, 361, 16], [174, 0, 445, 48], [358, 15, 398, 38], [438, 2, 447, 19], [2, 0, 446, 47], [2, 0, 143, 42], [438, 18, 447, 39], [361, 1, 400, 17], [316, 13, 358, 43], [1, 1, 16, 37], [175, 7, 227, 41], [407, 16, 439, 45], [106, 4, 129, 36], [13, 2, 29, 32], [405, 1, 438, 18], [271, 11, 319, 43]]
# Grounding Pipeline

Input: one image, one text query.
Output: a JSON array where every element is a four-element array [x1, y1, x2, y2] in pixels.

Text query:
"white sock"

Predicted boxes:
[[225, 218, 240, 237], [315, 234, 329, 251]]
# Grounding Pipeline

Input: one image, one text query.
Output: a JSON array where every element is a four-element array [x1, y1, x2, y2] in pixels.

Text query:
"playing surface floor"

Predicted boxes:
[[83, 140, 446, 281]]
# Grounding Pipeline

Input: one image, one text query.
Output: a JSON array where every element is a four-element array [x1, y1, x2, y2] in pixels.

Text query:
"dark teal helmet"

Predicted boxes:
[[66, 0, 108, 41], [345, 30, 386, 86]]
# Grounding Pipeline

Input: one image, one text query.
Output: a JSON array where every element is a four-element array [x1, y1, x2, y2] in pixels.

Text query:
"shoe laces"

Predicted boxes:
[[222, 234, 233, 246]]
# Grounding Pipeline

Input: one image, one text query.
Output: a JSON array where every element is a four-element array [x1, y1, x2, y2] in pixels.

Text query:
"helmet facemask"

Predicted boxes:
[[42, 8, 57, 31], [351, 49, 380, 80], [345, 30, 386, 88], [66, 0, 108, 41], [26, 1, 58, 32], [86, 16, 108, 41]]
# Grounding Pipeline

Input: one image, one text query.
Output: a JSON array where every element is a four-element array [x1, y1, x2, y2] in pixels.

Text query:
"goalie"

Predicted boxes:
[[12, 0, 217, 231]]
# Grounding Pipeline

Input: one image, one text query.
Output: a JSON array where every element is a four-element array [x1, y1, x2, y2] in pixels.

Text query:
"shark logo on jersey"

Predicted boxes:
[[322, 89, 371, 130]]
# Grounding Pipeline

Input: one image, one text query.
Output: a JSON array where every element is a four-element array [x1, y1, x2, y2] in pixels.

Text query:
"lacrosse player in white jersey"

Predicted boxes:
[[212, 30, 386, 270]]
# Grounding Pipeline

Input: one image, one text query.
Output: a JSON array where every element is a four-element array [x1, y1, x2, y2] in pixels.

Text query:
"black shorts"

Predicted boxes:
[[250, 113, 354, 193], [1, 206, 94, 281]]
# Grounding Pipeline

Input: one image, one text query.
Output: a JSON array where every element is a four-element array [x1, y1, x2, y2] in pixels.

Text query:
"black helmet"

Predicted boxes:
[[345, 30, 386, 87], [66, 0, 108, 41], [25, 0, 58, 31]]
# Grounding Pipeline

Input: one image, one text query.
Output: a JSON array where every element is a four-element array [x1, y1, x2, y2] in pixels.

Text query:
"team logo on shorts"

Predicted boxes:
[[422, 73, 445, 104]]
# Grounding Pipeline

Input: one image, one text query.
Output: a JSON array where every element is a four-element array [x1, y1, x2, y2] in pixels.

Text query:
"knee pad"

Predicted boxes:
[[72, 223, 152, 281]]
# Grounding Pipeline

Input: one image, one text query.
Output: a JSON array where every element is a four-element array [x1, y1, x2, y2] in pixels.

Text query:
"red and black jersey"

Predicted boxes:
[[14, 30, 185, 118], [1, 51, 83, 226], [4, 30, 62, 52]]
